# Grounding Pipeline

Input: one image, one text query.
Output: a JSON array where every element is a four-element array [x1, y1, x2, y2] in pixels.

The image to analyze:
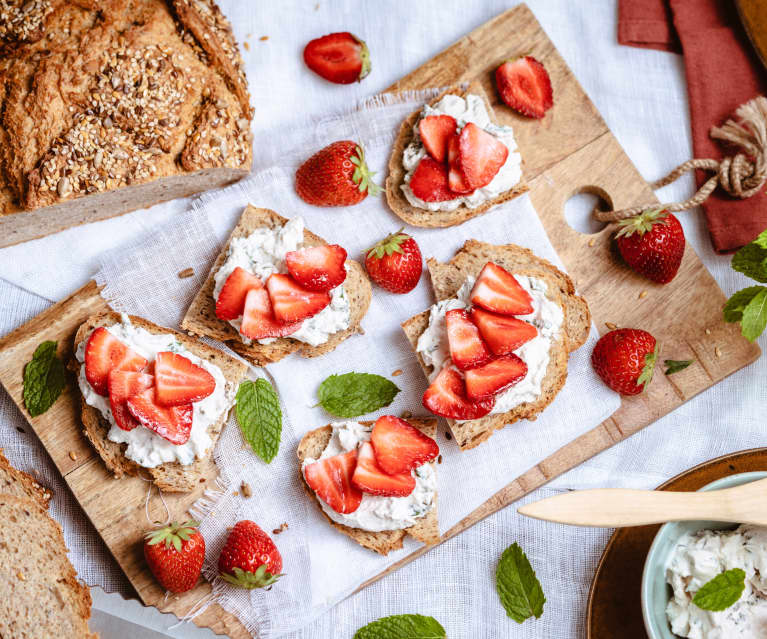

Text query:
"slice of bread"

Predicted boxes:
[[296, 418, 439, 556], [0, 449, 51, 509], [385, 81, 529, 228], [402, 240, 591, 450], [0, 493, 98, 639], [72, 312, 247, 492], [181, 205, 372, 366]]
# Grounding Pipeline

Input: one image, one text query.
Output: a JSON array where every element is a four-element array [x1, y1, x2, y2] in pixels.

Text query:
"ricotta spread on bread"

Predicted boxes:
[[75, 315, 234, 468], [401, 94, 522, 211], [417, 275, 563, 415], [301, 421, 437, 532], [212, 217, 351, 346]]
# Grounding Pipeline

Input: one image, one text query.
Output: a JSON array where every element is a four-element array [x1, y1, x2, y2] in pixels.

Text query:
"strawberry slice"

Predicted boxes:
[[457, 122, 508, 190], [447, 133, 473, 194], [84, 327, 148, 396], [108, 370, 154, 431], [285, 244, 347, 293], [495, 56, 553, 119], [370, 415, 439, 475], [418, 114, 456, 163], [470, 262, 534, 315], [266, 273, 331, 323], [215, 267, 264, 321], [126, 387, 193, 445], [409, 157, 458, 203], [464, 354, 528, 400], [303, 32, 371, 85], [351, 442, 415, 497], [240, 288, 302, 340], [154, 352, 216, 406], [445, 309, 492, 370], [470, 307, 538, 356], [304, 449, 363, 514], [422, 367, 495, 421]]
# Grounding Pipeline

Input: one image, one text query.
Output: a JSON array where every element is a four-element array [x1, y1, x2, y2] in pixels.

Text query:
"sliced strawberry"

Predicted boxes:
[[108, 370, 154, 431], [409, 157, 457, 203], [418, 114, 456, 163], [304, 449, 363, 514], [154, 352, 216, 407], [126, 388, 193, 445], [215, 267, 264, 321], [470, 307, 538, 356], [495, 56, 553, 119], [285, 244, 347, 293], [303, 32, 370, 85], [447, 133, 473, 194], [457, 122, 508, 189], [464, 354, 528, 400], [422, 367, 495, 421], [240, 288, 302, 340], [370, 415, 439, 475], [352, 442, 415, 497], [84, 327, 148, 396], [470, 262, 534, 315], [445, 309, 492, 371], [266, 273, 331, 323]]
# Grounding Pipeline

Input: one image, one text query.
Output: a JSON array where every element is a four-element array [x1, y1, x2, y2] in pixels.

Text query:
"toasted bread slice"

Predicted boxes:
[[181, 205, 372, 366], [72, 312, 247, 492], [296, 418, 439, 556], [402, 240, 590, 450], [385, 81, 529, 228], [0, 448, 51, 509]]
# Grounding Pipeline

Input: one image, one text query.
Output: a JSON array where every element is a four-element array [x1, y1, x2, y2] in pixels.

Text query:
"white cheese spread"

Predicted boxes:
[[75, 315, 235, 468], [301, 421, 437, 532], [212, 217, 351, 347], [401, 93, 523, 211]]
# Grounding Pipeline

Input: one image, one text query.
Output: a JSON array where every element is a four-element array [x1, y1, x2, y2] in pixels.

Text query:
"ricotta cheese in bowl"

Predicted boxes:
[[212, 216, 351, 347], [75, 315, 236, 468]]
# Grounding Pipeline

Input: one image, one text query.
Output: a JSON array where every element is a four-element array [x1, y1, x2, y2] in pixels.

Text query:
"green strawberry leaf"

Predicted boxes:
[[692, 568, 746, 611], [353, 614, 446, 639], [317, 372, 400, 418], [664, 359, 694, 375], [732, 240, 767, 283], [741, 287, 767, 342], [636, 342, 658, 390], [495, 542, 546, 624], [23, 340, 66, 417], [235, 378, 282, 463]]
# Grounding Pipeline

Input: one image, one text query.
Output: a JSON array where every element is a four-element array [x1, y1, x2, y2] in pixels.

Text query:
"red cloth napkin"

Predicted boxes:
[[618, 0, 767, 253]]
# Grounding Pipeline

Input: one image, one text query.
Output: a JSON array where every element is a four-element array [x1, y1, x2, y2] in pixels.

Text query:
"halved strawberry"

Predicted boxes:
[[495, 56, 553, 119], [351, 442, 415, 497], [154, 352, 215, 406], [445, 309, 492, 370], [303, 32, 371, 85], [409, 157, 457, 202], [370, 415, 439, 475], [84, 327, 148, 396], [266, 274, 331, 323], [457, 122, 508, 189], [422, 367, 495, 421], [464, 354, 528, 400], [418, 114, 456, 163], [285, 244, 347, 293], [108, 370, 154, 431], [215, 267, 264, 321], [447, 134, 473, 194], [304, 449, 362, 514], [470, 262, 534, 315], [126, 388, 193, 445], [470, 307, 538, 356], [240, 288, 302, 340]]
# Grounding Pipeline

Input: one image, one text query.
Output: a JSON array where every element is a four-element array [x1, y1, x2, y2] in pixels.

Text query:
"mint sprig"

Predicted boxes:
[[725, 229, 767, 341], [353, 614, 446, 639], [317, 372, 400, 418], [496, 542, 546, 624], [692, 568, 746, 611], [235, 379, 282, 463], [23, 340, 66, 417], [664, 359, 694, 375]]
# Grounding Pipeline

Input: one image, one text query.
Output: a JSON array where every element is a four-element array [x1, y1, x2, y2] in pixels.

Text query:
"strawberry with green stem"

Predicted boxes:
[[591, 328, 658, 396], [365, 229, 422, 294], [615, 208, 685, 284], [218, 520, 284, 589], [144, 520, 205, 593]]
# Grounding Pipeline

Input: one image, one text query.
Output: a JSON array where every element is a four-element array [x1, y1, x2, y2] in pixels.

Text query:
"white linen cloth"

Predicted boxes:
[[0, 0, 765, 637]]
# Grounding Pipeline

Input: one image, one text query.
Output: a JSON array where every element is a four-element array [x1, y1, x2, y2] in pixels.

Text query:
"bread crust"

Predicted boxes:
[[0, 449, 52, 509]]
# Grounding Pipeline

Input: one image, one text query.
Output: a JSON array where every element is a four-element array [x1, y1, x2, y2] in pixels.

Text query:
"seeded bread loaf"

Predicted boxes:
[[0, 0, 252, 247], [296, 418, 440, 556], [0, 448, 51, 508], [402, 240, 590, 450]]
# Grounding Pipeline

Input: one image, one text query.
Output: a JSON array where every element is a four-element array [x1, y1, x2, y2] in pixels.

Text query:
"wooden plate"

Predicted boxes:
[[586, 448, 767, 638]]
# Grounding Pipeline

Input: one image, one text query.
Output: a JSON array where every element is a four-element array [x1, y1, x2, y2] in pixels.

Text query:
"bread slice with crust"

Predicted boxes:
[[181, 205, 372, 366], [72, 311, 247, 492], [0, 448, 51, 509], [385, 80, 529, 228], [402, 240, 590, 450], [296, 418, 439, 556]]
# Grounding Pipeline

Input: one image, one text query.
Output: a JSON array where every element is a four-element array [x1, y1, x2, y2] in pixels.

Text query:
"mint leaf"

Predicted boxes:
[[664, 359, 693, 375], [692, 568, 746, 611], [235, 379, 282, 463], [751, 228, 767, 250], [353, 614, 446, 639], [732, 241, 767, 283], [23, 340, 66, 417], [317, 372, 400, 418], [723, 286, 766, 323], [741, 288, 767, 342], [496, 542, 546, 624]]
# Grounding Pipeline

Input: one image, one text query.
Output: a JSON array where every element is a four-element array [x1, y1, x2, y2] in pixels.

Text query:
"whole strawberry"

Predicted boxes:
[[592, 328, 658, 396], [144, 520, 205, 593], [218, 520, 283, 589], [295, 141, 380, 207], [365, 229, 422, 294], [615, 208, 685, 284]]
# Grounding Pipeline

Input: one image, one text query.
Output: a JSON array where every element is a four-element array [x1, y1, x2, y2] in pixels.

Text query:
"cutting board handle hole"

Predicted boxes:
[[563, 187, 612, 235]]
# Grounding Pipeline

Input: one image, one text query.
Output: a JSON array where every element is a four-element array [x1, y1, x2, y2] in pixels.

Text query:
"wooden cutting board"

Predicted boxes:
[[0, 5, 760, 637]]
